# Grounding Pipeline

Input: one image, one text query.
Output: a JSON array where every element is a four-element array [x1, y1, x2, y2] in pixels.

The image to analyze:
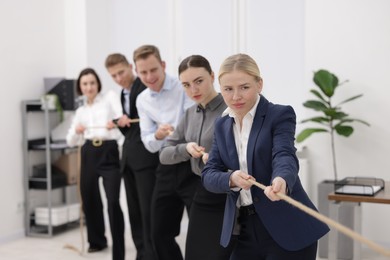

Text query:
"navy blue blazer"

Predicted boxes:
[[202, 96, 329, 251]]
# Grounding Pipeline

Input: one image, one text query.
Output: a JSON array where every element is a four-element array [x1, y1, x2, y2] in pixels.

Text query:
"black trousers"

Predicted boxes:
[[230, 211, 317, 260], [80, 140, 125, 260], [122, 157, 158, 260], [185, 182, 235, 260], [151, 161, 199, 260]]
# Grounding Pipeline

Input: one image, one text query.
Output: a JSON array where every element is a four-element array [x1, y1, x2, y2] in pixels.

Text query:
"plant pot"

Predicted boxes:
[[317, 180, 354, 259]]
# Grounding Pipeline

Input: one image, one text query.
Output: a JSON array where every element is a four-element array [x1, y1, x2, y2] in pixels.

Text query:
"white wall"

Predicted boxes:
[[0, 0, 67, 242], [0, 0, 113, 243], [1, 0, 389, 249], [245, 0, 305, 114], [305, 0, 390, 245]]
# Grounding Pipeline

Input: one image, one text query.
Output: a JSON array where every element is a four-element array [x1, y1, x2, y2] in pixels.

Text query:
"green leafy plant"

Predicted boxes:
[[42, 94, 64, 122], [54, 95, 64, 122], [296, 69, 370, 181]]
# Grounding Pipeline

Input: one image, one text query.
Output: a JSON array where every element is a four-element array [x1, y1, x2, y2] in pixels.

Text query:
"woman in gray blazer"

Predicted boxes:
[[160, 55, 235, 260]]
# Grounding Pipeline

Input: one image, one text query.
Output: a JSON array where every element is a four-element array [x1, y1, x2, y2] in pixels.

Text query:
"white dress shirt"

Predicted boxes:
[[222, 95, 261, 207], [66, 90, 123, 147], [136, 74, 194, 153], [123, 88, 131, 115]]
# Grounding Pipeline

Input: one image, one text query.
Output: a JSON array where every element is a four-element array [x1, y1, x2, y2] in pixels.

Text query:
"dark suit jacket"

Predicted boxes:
[[118, 78, 159, 172], [202, 96, 329, 251]]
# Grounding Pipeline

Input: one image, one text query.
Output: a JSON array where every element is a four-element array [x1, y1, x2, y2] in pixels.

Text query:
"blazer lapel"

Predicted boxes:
[[247, 96, 268, 175], [223, 116, 240, 170], [129, 85, 139, 118], [120, 90, 127, 115]]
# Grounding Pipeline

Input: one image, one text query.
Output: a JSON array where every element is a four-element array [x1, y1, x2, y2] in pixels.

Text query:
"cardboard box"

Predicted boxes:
[[54, 151, 79, 184]]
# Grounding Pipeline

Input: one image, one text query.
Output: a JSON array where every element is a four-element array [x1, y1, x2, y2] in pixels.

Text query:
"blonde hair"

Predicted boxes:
[[218, 53, 262, 83]]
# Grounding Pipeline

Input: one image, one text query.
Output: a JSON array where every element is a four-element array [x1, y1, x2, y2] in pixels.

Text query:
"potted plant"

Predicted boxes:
[[296, 69, 370, 181], [41, 94, 64, 122], [296, 69, 369, 258]]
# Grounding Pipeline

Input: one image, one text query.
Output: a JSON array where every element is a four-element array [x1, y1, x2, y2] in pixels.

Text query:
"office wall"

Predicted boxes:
[[1, 0, 389, 248], [305, 0, 390, 245], [0, 0, 67, 241], [0, 0, 112, 242]]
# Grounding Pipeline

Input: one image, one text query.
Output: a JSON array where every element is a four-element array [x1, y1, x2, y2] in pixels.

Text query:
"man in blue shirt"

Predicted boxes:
[[134, 45, 199, 260]]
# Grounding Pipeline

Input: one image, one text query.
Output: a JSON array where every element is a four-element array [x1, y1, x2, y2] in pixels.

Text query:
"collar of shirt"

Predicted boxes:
[[149, 74, 173, 97], [222, 94, 261, 119], [196, 93, 224, 112], [123, 89, 131, 95], [84, 93, 104, 106]]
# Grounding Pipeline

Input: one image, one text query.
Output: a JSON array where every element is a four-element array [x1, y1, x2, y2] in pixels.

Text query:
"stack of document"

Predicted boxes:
[[334, 177, 384, 196]]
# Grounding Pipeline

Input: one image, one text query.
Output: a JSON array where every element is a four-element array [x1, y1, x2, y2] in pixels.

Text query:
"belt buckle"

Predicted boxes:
[[92, 138, 103, 147]]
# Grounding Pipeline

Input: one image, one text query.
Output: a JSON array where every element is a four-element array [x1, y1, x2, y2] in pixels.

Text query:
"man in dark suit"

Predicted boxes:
[[105, 53, 159, 260], [202, 53, 329, 259]]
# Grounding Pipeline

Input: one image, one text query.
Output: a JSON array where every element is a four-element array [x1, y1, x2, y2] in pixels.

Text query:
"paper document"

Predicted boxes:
[[335, 185, 382, 196]]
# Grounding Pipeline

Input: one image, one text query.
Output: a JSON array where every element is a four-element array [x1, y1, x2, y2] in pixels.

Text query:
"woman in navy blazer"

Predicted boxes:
[[202, 54, 329, 259]]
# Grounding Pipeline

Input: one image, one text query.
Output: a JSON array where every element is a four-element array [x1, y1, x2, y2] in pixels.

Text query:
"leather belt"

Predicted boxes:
[[86, 139, 115, 147], [239, 204, 256, 217]]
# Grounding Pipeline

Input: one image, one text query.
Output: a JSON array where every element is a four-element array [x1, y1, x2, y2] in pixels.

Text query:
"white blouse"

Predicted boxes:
[[223, 95, 261, 207], [66, 90, 123, 147]]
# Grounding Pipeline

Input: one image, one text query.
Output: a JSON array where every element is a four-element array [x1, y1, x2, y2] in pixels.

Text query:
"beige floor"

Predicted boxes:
[[0, 217, 388, 260], [0, 216, 187, 260]]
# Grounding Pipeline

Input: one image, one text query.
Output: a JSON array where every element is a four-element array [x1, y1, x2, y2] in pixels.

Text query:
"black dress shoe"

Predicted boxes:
[[88, 245, 107, 253]]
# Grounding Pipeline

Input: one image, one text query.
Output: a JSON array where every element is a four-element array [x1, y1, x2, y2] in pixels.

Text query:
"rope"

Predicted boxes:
[[248, 179, 390, 257], [87, 118, 140, 129]]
